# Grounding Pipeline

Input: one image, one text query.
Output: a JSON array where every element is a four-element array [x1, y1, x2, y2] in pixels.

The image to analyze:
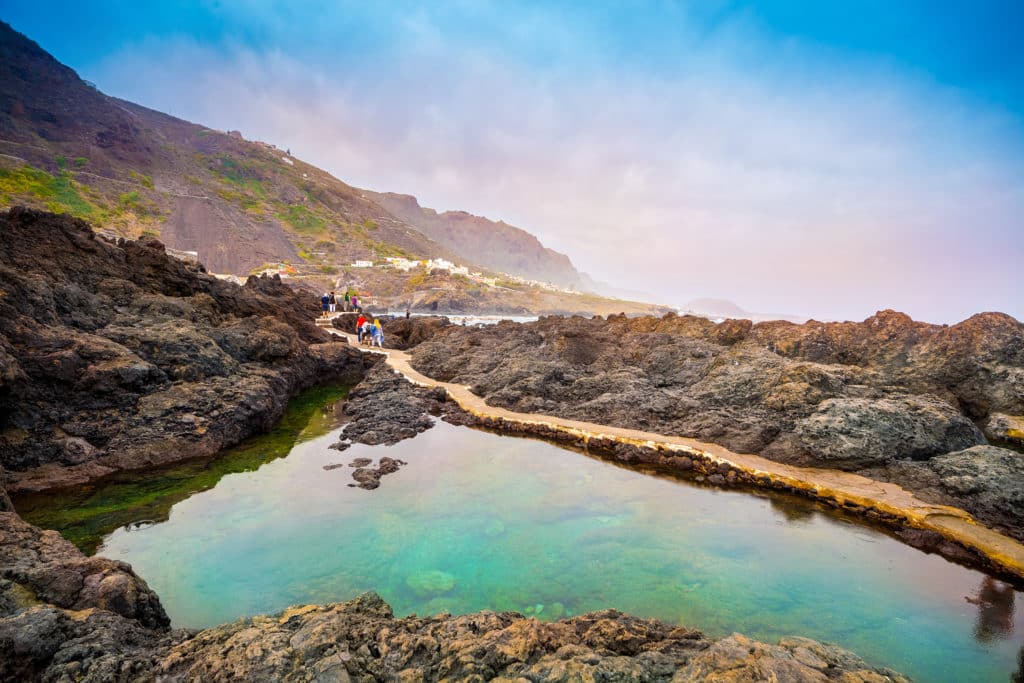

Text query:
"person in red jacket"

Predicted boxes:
[[356, 313, 368, 342]]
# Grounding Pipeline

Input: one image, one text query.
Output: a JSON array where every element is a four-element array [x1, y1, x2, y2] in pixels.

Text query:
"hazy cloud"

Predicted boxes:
[[85, 4, 1024, 322]]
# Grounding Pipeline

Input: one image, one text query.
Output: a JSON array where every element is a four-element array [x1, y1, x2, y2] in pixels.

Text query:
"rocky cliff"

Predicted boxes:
[[409, 311, 1024, 538], [0, 208, 373, 494], [366, 191, 584, 288]]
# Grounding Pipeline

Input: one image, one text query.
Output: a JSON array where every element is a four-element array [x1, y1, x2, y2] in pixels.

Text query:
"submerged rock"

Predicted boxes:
[[349, 457, 407, 490], [405, 569, 456, 597]]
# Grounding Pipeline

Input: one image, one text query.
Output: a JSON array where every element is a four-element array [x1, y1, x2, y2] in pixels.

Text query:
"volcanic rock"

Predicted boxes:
[[0, 208, 373, 493], [409, 310, 1024, 534]]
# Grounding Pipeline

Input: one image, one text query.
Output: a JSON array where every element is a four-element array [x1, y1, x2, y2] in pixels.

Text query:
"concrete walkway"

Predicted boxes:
[[328, 326, 1024, 580]]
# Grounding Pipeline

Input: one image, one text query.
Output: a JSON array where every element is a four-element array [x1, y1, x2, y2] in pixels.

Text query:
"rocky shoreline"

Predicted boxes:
[[407, 313, 1024, 542], [1, 512, 911, 682], [0, 208, 374, 495], [0, 209, 1014, 681]]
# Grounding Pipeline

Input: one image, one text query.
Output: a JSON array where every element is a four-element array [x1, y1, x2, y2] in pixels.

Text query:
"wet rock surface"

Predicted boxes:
[[410, 311, 1024, 536], [0, 511, 167, 628], [348, 456, 407, 490], [330, 363, 456, 452], [0, 208, 373, 493], [326, 363, 467, 488]]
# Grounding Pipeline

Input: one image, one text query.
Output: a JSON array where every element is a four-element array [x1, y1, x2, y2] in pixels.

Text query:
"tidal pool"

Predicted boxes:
[[19, 399, 1024, 682]]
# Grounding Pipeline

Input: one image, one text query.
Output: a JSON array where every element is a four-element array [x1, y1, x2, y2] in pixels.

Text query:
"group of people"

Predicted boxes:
[[320, 290, 360, 317], [356, 313, 384, 347]]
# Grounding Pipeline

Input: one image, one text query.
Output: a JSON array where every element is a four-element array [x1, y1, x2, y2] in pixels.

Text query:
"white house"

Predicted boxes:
[[351, 260, 374, 268]]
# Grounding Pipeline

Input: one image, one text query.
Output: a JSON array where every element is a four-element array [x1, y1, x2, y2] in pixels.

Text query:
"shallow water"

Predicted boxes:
[[19, 402, 1024, 682]]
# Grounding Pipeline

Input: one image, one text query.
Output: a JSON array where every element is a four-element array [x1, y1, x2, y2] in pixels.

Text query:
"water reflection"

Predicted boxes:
[[767, 496, 816, 523], [969, 577, 1016, 643]]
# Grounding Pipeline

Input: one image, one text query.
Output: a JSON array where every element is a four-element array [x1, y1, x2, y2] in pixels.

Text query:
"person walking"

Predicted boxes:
[[320, 292, 330, 318], [356, 313, 368, 342], [328, 291, 337, 314], [344, 290, 351, 312], [352, 294, 360, 312], [371, 319, 384, 348]]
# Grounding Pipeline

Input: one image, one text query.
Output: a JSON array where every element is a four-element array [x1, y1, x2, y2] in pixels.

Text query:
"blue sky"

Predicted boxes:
[[4, 1, 1023, 322]]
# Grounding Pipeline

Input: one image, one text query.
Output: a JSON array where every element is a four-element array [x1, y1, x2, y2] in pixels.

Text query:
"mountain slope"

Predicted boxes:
[[364, 190, 584, 288], [0, 20, 461, 276]]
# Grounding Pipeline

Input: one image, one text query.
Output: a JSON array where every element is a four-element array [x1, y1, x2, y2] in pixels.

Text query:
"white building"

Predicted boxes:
[[384, 257, 420, 271], [351, 260, 374, 268]]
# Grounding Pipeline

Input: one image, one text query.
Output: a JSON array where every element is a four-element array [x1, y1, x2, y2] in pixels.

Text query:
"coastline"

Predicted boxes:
[[329, 328, 1024, 584]]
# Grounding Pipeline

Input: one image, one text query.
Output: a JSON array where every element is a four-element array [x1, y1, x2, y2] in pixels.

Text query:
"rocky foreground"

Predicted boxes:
[[0, 208, 374, 494], [0, 513, 909, 682], [406, 312, 1024, 539]]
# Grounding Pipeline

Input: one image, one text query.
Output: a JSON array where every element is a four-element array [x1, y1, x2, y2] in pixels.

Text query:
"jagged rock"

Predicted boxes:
[[0, 208, 374, 493], [152, 593, 908, 682], [333, 364, 455, 451], [672, 633, 908, 682], [984, 413, 1024, 445], [791, 396, 984, 468], [378, 315, 451, 350], [869, 446, 1024, 538], [409, 311, 1024, 534], [0, 512, 168, 628]]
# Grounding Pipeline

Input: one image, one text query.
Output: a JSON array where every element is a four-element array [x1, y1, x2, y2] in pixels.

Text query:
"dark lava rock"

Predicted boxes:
[[409, 310, 1024, 533], [0, 512, 167, 628], [348, 457, 371, 467], [379, 315, 451, 350], [349, 457, 407, 490], [331, 363, 456, 451], [869, 445, 1024, 540], [154, 592, 908, 682], [0, 208, 374, 493], [0, 511, 188, 682]]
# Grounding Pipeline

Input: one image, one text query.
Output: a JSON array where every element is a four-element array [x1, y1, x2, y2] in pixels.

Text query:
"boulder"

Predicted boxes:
[[792, 396, 985, 469]]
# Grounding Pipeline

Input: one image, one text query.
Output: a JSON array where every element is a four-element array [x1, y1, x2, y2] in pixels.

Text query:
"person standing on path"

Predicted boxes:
[[320, 292, 330, 318], [352, 294, 360, 312], [344, 290, 351, 312], [356, 313, 368, 342], [328, 291, 337, 314], [371, 318, 384, 348]]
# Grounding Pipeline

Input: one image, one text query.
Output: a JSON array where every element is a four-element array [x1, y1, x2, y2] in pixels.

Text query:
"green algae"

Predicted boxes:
[[13, 384, 350, 554]]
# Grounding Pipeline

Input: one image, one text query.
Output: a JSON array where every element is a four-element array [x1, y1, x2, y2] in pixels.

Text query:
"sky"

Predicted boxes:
[[5, 1, 1024, 323]]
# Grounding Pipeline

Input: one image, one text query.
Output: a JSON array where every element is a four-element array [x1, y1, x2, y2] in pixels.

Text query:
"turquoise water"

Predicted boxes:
[[72, 420, 1024, 681]]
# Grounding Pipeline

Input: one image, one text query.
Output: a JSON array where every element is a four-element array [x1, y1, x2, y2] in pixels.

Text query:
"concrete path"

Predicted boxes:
[[328, 325, 1024, 580]]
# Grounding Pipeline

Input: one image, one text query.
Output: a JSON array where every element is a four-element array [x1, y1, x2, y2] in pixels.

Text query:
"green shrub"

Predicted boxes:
[[129, 170, 154, 188], [276, 203, 325, 233], [73, 157, 89, 168], [0, 165, 102, 219]]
